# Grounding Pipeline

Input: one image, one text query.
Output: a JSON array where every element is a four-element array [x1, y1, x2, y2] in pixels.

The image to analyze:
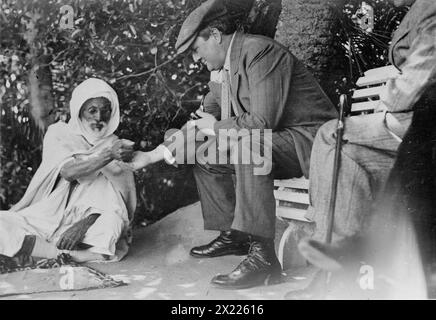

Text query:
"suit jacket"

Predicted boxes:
[[380, 0, 436, 112], [204, 32, 337, 176]]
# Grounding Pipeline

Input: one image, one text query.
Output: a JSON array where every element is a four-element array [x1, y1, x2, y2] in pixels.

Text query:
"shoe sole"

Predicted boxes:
[[210, 272, 283, 290], [189, 250, 249, 259]]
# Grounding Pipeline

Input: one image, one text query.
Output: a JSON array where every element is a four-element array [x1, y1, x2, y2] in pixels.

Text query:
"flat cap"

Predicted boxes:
[[175, 0, 228, 54]]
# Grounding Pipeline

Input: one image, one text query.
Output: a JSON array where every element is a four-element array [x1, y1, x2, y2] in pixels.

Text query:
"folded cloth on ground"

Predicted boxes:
[[0, 254, 125, 297]]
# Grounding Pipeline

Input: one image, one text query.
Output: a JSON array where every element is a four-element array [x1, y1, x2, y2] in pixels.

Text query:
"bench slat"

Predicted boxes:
[[351, 100, 379, 112], [356, 66, 400, 87], [352, 86, 385, 99], [356, 74, 394, 87], [276, 206, 312, 222], [364, 65, 398, 77], [274, 190, 309, 205], [274, 178, 309, 189]]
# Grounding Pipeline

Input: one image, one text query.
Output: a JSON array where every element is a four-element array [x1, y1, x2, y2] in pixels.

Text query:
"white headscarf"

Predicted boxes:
[[68, 78, 120, 144]]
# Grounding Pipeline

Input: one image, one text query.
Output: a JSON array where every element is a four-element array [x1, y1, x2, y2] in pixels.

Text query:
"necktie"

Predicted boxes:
[[221, 69, 231, 120]]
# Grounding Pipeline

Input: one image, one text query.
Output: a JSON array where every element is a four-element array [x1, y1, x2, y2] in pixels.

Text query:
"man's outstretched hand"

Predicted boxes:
[[121, 151, 153, 171], [57, 214, 100, 250], [193, 111, 217, 136], [110, 139, 135, 162]]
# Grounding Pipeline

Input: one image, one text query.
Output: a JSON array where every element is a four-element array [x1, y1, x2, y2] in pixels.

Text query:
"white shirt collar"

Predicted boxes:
[[223, 32, 236, 72]]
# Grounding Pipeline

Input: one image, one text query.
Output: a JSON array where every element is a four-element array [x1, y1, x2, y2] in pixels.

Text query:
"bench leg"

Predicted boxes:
[[278, 223, 295, 269], [276, 220, 315, 270]]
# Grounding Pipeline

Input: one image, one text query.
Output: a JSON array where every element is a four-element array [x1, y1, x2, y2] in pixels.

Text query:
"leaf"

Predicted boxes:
[[128, 24, 137, 38], [75, 17, 85, 25], [142, 34, 152, 43], [89, 22, 96, 36], [112, 35, 120, 45], [71, 29, 84, 39]]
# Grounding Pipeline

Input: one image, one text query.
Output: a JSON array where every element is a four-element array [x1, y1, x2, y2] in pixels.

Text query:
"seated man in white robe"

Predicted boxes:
[[0, 78, 136, 265]]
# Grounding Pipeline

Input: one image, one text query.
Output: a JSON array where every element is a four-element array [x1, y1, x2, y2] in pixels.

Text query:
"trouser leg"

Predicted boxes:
[[307, 112, 413, 241], [81, 213, 124, 256], [194, 130, 302, 239], [194, 161, 278, 238], [230, 163, 275, 238], [193, 163, 236, 231], [165, 123, 305, 238], [164, 123, 236, 230], [205, 131, 303, 289], [0, 211, 29, 257]]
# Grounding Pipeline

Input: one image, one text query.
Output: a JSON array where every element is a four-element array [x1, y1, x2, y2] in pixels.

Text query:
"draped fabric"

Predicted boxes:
[[0, 79, 136, 261]]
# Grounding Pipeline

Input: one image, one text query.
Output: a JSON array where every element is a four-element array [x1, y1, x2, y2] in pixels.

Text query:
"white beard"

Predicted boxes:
[[81, 119, 109, 143]]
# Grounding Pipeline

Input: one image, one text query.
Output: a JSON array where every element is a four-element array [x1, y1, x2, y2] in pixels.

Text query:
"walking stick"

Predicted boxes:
[[291, 94, 348, 299], [307, 94, 348, 297], [325, 94, 347, 244]]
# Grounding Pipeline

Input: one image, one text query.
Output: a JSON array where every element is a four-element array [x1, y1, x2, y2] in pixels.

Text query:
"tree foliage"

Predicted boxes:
[[326, 0, 408, 104], [0, 0, 281, 224], [0, 0, 209, 221]]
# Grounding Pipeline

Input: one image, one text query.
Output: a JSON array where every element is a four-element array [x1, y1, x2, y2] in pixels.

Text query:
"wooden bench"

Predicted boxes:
[[274, 65, 400, 269], [350, 65, 400, 114], [274, 177, 312, 269]]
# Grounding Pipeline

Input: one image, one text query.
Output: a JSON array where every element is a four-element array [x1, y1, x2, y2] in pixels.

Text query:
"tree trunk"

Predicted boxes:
[[275, 0, 346, 102], [23, 10, 55, 134], [247, 0, 282, 38], [226, 0, 282, 38], [28, 55, 55, 133]]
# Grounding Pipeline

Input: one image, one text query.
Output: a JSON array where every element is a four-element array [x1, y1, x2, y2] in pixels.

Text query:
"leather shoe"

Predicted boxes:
[[190, 230, 250, 258], [211, 237, 282, 289]]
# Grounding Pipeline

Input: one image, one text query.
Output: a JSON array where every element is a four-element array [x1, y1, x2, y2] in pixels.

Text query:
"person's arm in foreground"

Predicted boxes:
[[378, 18, 436, 112], [60, 139, 134, 182]]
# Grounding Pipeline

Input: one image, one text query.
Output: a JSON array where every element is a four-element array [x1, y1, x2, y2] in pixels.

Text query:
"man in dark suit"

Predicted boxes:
[[178, 0, 338, 289], [129, 0, 337, 289]]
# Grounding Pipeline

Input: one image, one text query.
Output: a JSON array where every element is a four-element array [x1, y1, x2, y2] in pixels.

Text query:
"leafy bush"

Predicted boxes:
[[325, 0, 408, 105], [0, 0, 208, 224]]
